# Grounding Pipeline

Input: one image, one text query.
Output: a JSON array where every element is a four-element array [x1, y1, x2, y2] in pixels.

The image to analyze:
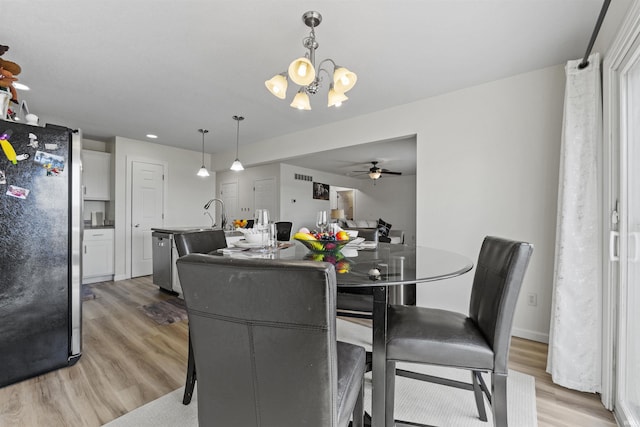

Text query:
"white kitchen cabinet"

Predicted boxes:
[[82, 228, 114, 284], [82, 150, 111, 200]]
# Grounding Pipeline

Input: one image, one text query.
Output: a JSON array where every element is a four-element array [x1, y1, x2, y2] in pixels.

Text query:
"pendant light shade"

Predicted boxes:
[[288, 57, 315, 86], [333, 67, 357, 93], [197, 129, 210, 177], [230, 115, 245, 171], [290, 90, 312, 110], [265, 73, 288, 99], [327, 84, 348, 107], [230, 159, 244, 171]]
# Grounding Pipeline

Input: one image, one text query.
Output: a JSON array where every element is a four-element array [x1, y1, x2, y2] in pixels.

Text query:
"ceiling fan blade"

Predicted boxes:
[[381, 170, 402, 175]]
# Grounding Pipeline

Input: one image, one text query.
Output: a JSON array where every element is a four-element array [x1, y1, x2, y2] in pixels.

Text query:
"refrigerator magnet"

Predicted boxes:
[[33, 150, 65, 172], [44, 143, 58, 150], [0, 170, 5, 184], [15, 153, 30, 161], [28, 133, 38, 149], [6, 185, 29, 199]]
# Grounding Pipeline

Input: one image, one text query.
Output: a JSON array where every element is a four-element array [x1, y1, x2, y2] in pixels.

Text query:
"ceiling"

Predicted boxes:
[[1, 0, 628, 177], [283, 135, 417, 180]]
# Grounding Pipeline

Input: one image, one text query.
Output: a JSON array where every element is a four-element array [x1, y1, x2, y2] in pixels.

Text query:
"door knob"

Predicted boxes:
[[134, 224, 140, 228]]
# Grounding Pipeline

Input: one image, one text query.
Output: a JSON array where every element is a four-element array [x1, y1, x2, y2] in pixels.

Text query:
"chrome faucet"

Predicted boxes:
[[204, 211, 215, 228], [203, 198, 227, 229]]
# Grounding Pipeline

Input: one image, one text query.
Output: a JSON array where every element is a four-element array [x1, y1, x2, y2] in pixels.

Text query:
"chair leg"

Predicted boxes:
[[385, 361, 396, 427], [491, 373, 508, 427], [472, 371, 488, 422], [182, 335, 196, 405], [352, 376, 365, 427]]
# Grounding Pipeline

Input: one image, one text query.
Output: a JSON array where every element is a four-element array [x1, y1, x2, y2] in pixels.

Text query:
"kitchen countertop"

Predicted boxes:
[[151, 227, 242, 236]]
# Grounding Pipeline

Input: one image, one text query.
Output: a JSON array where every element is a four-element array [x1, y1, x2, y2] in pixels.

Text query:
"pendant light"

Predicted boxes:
[[197, 128, 210, 177], [230, 115, 245, 171]]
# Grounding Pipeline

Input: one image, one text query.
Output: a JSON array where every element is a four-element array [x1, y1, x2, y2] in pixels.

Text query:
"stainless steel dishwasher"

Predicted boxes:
[[152, 231, 174, 293]]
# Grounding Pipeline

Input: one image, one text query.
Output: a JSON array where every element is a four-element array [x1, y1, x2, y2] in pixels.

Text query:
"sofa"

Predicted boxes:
[[339, 219, 405, 244]]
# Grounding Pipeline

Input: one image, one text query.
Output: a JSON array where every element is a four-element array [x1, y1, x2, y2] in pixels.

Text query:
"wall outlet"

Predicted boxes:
[[527, 293, 538, 307]]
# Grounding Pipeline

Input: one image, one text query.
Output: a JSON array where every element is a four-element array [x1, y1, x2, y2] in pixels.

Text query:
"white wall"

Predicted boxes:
[[279, 163, 363, 233], [112, 136, 215, 280], [213, 64, 565, 342], [355, 175, 417, 244]]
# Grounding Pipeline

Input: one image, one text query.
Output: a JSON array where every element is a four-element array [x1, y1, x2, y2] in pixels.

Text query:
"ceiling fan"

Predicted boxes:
[[352, 161, 402, 180]]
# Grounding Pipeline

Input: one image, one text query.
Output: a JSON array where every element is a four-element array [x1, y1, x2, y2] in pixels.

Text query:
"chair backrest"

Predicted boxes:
[[275, 221, 293, 241], [173, 230, 227, 257], [358, 228, 379, 242], [176, 254, 341, 427], [468, 236, 533, 374]]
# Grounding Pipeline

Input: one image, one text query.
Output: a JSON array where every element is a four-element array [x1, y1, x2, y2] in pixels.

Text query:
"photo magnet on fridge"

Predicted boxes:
[[6, 184, 29, 199], [0, 170, 5, 184], [33, 150, 65, 172]]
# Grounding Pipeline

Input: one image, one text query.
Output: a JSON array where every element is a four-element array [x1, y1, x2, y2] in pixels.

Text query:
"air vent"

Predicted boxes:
[[294, 173, 313, 181]]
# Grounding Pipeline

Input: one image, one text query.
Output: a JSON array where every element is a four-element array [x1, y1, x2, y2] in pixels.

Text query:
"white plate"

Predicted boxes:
[[345, 237, 365, 246], [233, 240, 266, 249]]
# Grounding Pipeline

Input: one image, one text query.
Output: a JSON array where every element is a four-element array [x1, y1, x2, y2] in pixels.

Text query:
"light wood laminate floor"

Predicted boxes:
[[0, 277, 617, 426]]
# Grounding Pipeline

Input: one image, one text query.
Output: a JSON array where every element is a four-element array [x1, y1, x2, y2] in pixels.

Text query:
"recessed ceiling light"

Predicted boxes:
[[146, 134, 158, 139], [13, 82, 30, 91]]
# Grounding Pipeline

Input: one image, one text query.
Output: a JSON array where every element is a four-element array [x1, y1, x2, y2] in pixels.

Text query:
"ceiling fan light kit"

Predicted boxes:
[[265, 11, 357, 110], [353, 161, 403, 182]]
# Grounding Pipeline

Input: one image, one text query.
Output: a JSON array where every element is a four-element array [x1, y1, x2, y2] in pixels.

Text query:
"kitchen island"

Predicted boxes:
[[151, 227, 243, 295]]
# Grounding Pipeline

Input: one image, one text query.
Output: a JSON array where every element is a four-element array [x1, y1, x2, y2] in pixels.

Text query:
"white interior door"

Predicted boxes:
[[615, 35, 640, 426], [131, 161, 164, 277], [254, 177, 277, 220], [220, 181, 239, 222]]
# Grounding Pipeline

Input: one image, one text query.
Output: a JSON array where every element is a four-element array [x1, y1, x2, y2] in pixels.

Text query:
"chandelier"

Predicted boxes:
[[265, 11, 357, 110]]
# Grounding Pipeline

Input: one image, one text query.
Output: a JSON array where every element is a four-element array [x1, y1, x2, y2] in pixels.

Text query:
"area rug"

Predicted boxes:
[[138, 297, 187, 325], [104, 320, 537, 427]]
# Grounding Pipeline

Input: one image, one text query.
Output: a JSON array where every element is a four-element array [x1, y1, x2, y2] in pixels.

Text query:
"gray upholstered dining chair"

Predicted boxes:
[[384, 236, 533, 427], [176, 254, 366, 427], [173, 230, 227, 405]]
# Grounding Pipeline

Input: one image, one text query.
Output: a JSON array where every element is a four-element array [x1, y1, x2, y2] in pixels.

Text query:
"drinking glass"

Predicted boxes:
[[316, 210, 328, 233], [254, 209, 270, 246]]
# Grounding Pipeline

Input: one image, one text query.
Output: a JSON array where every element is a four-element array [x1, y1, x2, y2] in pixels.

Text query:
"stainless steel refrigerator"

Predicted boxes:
[[0, 121, 82, 387]]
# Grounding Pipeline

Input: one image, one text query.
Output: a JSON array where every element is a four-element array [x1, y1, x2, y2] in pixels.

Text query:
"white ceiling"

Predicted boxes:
[[1, 0, 629, 177]]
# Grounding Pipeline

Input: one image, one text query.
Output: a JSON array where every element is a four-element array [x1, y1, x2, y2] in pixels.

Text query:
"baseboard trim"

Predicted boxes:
[[113, 274, 129, 282], [513, 327, 549, 344], [83, 275, 114, 285]]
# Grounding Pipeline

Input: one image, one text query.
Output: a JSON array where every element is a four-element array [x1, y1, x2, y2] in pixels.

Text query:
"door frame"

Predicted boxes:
[[125, 155, 168, 279], [602, 0, 640, 413]]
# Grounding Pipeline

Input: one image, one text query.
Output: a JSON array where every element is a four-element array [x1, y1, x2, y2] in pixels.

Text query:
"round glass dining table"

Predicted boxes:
[[247, 242, 474, 427]]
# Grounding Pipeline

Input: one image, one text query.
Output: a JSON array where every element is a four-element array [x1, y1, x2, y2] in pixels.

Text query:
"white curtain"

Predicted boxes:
[[547, 53, 602, 393]]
